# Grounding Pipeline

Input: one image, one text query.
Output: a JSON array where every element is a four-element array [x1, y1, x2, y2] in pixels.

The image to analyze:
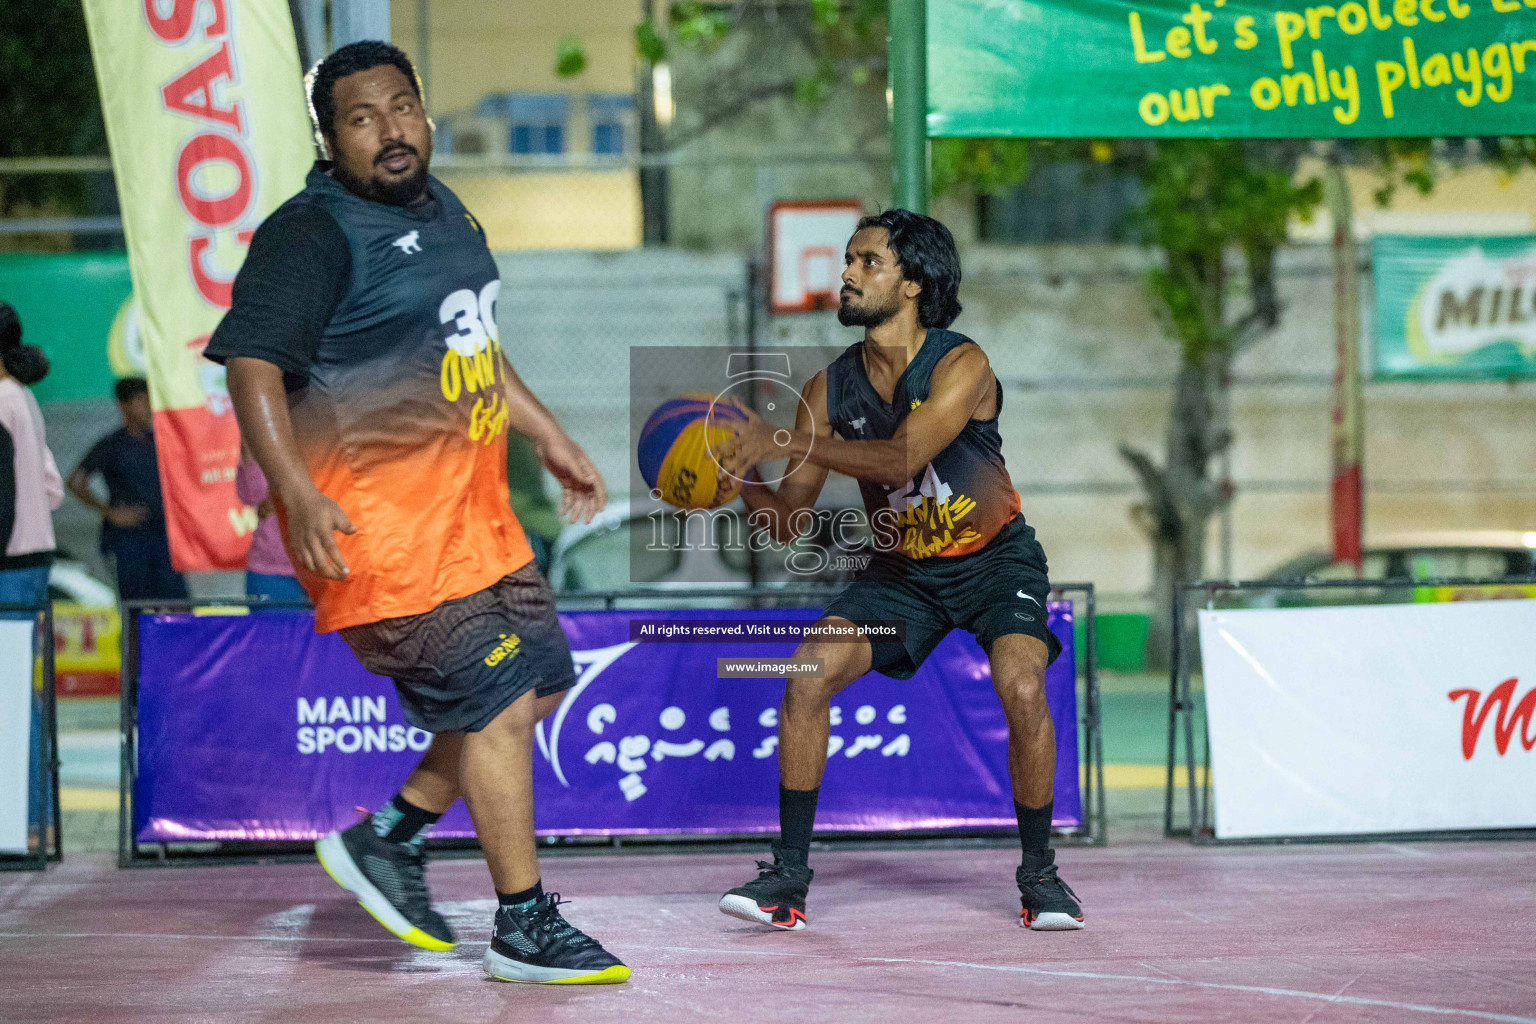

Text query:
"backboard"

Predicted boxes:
[[768, 200, 864, 314]]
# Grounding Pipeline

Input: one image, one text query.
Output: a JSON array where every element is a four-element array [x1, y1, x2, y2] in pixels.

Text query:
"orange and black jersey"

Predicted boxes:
[[207, 164, 531, 631]]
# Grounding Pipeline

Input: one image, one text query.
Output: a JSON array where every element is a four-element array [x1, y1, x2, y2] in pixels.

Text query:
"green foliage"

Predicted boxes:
[[1360, 138, 1439, 206], [669, 3, 733, 48], [555, 36, 588, 78], [0, 0, 105, 215], [810, 0, 842, 28], [628, 1, 888, 126], [635, 20, 667, 65], [1141, 140, 1321, 362], [931, 138, 1030, 197], [794, 72, 834, 107]]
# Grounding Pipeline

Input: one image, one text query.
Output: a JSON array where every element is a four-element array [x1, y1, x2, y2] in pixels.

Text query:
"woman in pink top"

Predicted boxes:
[[0, 302, 63, 607], [235, 450, 307, 603], [0, 301, 63, 842]]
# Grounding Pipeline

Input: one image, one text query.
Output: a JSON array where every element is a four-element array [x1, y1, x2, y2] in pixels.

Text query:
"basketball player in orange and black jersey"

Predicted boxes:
[[206, 42, 627, 984], [714, 209, 1085, 932]]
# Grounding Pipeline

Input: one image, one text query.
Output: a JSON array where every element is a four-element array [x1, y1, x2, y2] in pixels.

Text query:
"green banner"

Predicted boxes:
[[929, 0, 1536, 137], [0, 253, 130, 404], [1373, 234, 1536, 378]]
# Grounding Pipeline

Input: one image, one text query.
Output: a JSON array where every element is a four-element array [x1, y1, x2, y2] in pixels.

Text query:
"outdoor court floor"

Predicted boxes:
[[4, 828, 1535, 1024]]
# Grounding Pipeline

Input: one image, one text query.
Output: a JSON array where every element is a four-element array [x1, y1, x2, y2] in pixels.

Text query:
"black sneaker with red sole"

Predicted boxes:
[[1017, 850, 1085, 930], [718, 841, 813, 931]]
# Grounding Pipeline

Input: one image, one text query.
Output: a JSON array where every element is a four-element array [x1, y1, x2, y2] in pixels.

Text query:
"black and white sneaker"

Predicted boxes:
[[1017, 850, 1085, 931], [483, 893, 630, 985], [315, 818, 456, 951], [718, 841, 813, 930]]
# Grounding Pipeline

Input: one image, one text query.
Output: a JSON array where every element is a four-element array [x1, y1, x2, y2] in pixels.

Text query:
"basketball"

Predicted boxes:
[[637, 393, 749, 509]]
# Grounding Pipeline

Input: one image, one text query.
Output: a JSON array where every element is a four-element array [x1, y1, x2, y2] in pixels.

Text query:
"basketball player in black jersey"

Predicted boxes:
[[714, 209, 1084, 932]]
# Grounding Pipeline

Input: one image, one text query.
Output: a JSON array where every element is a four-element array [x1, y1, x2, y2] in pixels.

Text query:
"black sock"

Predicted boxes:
[[779, 785, 820, 861], [498, 880, 544, 909], [372, 793, 443, 844], [1016, 799, 1053, 858]]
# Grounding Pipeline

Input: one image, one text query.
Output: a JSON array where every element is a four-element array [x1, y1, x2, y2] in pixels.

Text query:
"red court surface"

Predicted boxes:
[[3, 836, 1535, 1024]]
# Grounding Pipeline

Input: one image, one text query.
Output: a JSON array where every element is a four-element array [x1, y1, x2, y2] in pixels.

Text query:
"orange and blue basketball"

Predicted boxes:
[[638, 393, 749, 509]]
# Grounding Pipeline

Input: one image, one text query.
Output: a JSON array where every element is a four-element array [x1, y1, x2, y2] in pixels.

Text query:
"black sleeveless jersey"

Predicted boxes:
[[825, 329, 1021, 559]]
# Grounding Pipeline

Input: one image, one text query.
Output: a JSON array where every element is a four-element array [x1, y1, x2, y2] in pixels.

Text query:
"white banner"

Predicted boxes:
[[0, 620, 38, 855], [1198, 600, 1536, 839]]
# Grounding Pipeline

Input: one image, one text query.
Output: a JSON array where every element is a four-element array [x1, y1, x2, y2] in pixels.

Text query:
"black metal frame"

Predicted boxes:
[[1165, 575, 1536, 845], [120, 584, 1104, 865], [0, 602, 60, 872]]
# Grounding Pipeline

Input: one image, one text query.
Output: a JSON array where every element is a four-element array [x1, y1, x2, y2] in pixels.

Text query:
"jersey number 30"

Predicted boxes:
[[438, 281, 500, 358]]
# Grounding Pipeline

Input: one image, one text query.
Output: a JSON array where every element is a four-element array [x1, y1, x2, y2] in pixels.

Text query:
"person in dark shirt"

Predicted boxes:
[[65, 377, 187, 602], [205, 41, 620, 985], [713, 211, 1083, 933]]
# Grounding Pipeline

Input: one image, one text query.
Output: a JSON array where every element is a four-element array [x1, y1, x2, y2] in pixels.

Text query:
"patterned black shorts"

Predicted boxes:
[[339, 562, 577, 733], [823, 515, 1061, 680]]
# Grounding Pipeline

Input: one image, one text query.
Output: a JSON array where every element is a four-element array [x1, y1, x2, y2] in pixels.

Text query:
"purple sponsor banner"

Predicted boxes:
[[134, 606, 1079, 842]]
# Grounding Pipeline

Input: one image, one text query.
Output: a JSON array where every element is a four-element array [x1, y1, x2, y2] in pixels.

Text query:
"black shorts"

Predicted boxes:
[[339, 562, 577, 733], [823, 515, 1060, 679]]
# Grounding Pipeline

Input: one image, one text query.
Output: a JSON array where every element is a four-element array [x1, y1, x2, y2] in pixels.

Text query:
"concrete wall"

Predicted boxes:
[[438, 170, 641, 251], [390, 0, 639, 112]]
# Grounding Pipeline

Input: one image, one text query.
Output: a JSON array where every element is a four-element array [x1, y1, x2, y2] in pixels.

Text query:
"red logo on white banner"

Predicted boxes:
[[1448, 679, 1536, 760]]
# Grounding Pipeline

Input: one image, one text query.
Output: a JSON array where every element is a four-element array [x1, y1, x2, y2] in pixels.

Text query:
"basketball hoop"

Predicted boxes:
[[768, 200, 864, 314]]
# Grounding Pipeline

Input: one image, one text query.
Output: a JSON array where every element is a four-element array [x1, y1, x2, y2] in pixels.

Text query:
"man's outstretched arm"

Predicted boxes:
[[225, 357, 355, 580]]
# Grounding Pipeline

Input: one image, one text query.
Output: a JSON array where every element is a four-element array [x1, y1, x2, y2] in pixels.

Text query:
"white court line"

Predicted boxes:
[[861, 957, 1536, 1024], [644, 944, 821, 959], [3, 932, 1532, 1022]]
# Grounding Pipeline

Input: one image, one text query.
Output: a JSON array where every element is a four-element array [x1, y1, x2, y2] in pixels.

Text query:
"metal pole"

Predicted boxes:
[[1163, 586, 1183, 836], [637, 0, 670, 244], [415, 0, 430, 102], [331, 0, 390, 48], [888, 0, 928, 214], [1326, 160, 1364, 572], [44, 605, 60, 863], [290, 0, 327, 67]]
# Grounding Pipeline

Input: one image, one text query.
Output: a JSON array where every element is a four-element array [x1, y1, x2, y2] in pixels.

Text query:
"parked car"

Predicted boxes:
[[1258, 530, 1536, 606], [1264, 531, 1536, 582], [50, 558, 122, 698]]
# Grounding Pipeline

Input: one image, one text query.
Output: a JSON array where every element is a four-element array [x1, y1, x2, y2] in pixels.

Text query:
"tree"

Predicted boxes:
[[588, 4, 1535, 666], [0, 0, 106, 218]]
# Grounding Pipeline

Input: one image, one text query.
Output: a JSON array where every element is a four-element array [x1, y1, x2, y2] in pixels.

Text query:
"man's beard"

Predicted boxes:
[[372, 164, 429, 205], [335, 150, 429, 206], [837, 291, 899, 328]]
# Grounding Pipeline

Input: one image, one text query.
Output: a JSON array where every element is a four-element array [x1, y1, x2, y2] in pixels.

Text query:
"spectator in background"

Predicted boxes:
[[0, 301, 63, 852], [66, 377, 188, 602], [236, 448, 306, 603], [0, 302, 63, 605]]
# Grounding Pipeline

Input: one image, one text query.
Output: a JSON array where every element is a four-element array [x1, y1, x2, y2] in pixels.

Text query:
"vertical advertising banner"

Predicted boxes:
[[82, 1, 314, 570]]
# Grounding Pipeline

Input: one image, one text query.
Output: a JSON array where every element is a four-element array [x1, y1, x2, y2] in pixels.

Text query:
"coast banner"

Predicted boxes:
[[82, 1, 313, 569]]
